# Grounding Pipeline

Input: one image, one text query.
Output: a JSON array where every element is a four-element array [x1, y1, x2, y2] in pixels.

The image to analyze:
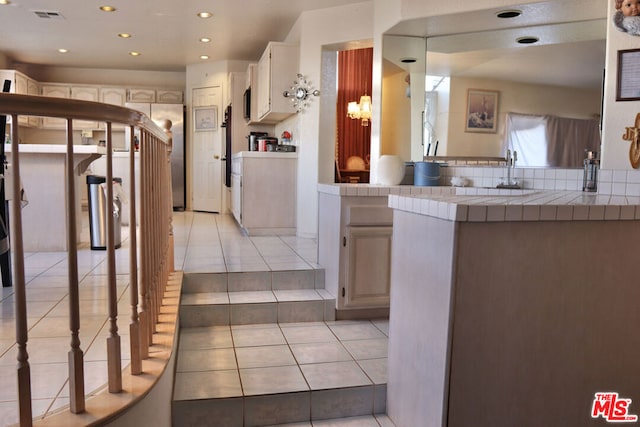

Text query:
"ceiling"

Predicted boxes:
[[0, 0, 365, 72], [384, 0, 609, 90]]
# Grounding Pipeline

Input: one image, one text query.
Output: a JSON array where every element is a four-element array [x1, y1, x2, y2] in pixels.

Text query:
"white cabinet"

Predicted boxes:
[[344, 226, 392, 308], [157, 90, 183, 103], [0, 70, 40, 127], [230, 173, 242, 223], [230, 152, 296, 235], [71, 86, 100, 129], [42, 84, 101, 129], [41, 84, 71, 129], [127, 88, 156, 103], [245, 64, 261, 124], [257, 42, 299, 123], [100, 87, 127, 106], [318, 192, 394, 316]]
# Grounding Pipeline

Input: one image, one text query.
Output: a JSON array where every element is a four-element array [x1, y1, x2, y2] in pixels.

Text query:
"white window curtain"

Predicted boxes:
[[504, 113, 601, 168]]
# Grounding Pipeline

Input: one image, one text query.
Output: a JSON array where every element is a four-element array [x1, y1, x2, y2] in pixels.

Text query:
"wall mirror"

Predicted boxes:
[[380, 0, 608, 168]]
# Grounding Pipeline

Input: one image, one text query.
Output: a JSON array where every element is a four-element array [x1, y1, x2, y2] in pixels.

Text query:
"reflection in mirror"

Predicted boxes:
[[382, 35, 426, 162], [381, 3, 607, 168], [426, 19, 606, 167]]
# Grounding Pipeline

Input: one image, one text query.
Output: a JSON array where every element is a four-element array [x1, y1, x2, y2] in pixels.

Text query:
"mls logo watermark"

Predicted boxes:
[[592, 392, 638, 423]]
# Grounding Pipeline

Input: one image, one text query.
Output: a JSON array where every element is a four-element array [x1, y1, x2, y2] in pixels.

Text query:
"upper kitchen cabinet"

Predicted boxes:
[[245, 63, 261, 124], [100, 87, 127, 106], [40, 84, 71, 129], [256, 42, 299, 123], [156, 90, 183, 104], [0, 70, 40, 127], [127, 88, 183, 104], [41, 84, 101, 129], [71, 86, 100, 129], [127, 88, 156, 103]]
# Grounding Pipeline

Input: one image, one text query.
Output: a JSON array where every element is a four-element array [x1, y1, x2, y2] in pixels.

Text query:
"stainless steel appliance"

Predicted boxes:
[[247, 131, 268, 151], [126, 102, 186, 210]]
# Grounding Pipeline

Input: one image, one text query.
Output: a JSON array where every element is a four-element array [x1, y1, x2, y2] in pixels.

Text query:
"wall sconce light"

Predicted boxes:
[[283, 73, 320, 113], [347, 95, 372, 126]]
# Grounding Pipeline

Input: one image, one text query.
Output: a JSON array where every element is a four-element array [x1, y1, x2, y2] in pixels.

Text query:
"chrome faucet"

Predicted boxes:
[[497, 149, 520, 189]]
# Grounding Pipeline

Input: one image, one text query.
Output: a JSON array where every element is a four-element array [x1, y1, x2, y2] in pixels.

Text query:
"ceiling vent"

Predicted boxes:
[[33, 10, 65, 19]]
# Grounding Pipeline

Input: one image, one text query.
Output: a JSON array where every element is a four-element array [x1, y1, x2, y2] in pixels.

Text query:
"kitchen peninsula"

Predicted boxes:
[[385, 189, 640, 427], [6, 144, 104, 251], [231, 151, 297, 235]]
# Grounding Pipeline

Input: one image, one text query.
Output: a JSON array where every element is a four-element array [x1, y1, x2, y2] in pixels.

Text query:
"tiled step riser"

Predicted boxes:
[[172, 385, 387, 427], [183, 269, 325, 294], [180, 299, 336, 327]]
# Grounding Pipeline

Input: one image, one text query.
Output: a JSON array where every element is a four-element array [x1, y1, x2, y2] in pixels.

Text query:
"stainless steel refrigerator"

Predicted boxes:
[[126, 103, 185, 210]]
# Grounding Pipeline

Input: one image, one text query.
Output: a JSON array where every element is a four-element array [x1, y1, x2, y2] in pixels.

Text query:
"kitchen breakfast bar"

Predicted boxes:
[[385, 188, 640, 427], [5, 144, 104, 251]]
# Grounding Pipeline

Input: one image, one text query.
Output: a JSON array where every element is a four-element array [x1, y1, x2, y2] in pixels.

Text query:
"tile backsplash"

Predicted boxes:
[[440, 165, 640, 196]]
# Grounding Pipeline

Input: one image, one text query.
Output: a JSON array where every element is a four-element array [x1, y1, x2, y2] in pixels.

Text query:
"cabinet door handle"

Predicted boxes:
[[342, 236, 346, 247]]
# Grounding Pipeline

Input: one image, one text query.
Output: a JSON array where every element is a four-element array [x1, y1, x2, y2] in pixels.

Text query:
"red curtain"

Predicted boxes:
[[336, 48, 372, 174]]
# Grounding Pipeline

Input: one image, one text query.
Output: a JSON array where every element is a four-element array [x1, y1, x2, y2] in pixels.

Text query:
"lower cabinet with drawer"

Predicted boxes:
[[318, 190, 393, 319]]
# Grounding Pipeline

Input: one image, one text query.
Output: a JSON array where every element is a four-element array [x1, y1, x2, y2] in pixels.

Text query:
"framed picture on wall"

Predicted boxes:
[[194, 106, 217, 131], [465, 89, 499, 133], [616, 48, 640, 101]]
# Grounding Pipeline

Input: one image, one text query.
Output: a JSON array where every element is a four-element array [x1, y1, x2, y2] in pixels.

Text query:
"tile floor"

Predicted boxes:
[[173, 320, 390, 423], [0, 211, 393, 427]]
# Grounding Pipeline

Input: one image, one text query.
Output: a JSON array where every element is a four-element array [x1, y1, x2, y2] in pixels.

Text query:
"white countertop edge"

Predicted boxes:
[[388, 191, 640, 222], [317, 183, 455, 197], [232, 151, 297, 159], [5, 143, 106, 155]]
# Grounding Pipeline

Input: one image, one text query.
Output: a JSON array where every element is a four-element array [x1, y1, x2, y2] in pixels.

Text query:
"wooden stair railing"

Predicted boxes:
[[0, 93, 175, 426]]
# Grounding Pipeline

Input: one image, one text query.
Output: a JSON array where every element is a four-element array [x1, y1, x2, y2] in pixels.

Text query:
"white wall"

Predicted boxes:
[[284, 2, 374, 238], [601, 6, 640, 170]]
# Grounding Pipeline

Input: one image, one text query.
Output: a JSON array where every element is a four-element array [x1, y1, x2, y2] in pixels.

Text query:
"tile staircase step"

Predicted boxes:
[[173, 271, 392, 426], [180, 269, 335, 327], [180, 289, 336, 326], [172, 321, 390, 427]]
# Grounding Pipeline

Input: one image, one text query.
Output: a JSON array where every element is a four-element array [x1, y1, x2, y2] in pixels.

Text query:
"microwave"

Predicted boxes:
[[243, 88, 251, 121]]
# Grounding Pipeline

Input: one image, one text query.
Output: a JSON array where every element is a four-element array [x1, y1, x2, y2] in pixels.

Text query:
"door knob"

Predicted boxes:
[[214, 155, 220, 159]]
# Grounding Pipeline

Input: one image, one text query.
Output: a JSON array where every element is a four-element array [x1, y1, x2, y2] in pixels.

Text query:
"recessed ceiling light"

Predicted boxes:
[[0, 0, 11, 5], [99, 5, 116, 12], [58, 48, 68, 53], [199, 37, 211, 43], [200, 55, 209, 60], [197, 11, 212, 18], [497, 9, 521, 19], [118, 33, 132, 38], [129, 51, 141, 56], [516, 36, 539, 44]]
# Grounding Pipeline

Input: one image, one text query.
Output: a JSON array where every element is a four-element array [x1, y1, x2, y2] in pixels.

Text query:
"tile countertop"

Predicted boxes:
[[390, 188, 640, 223], [316, 183, 640, 222]]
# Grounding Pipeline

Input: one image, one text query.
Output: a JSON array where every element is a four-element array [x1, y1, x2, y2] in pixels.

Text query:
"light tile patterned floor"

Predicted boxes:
[[174, 320, 389, 400], [0, 211, 393, 426]]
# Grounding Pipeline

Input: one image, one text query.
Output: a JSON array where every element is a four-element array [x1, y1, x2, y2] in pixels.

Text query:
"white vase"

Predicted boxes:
[[377, 155, 405, 185]]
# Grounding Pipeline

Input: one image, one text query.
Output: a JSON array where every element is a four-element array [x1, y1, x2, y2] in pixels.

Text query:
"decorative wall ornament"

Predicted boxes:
[[613, 0, 640, 36], [283, 74, 320, 113], [623, 112, 640, 168]]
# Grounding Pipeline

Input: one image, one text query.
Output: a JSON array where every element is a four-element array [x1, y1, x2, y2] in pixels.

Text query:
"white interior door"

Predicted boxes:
[[192, 86, 222, 212]]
